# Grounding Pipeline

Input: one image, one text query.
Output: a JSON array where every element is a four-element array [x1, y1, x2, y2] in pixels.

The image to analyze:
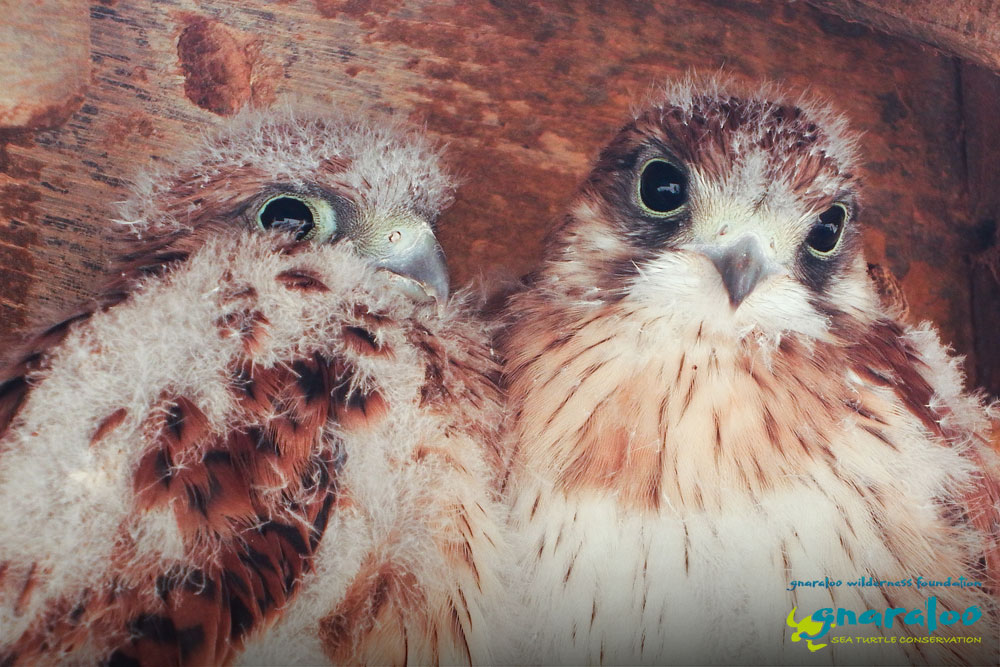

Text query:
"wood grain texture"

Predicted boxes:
[[962, 62, 1000, 397], [0, 0, 89, 129], [0, 0, 997, 393], [807, 0, 1000, 73]]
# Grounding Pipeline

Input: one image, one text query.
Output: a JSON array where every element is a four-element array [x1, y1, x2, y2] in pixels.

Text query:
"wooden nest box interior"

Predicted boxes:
[[2, 0, 999, 395]]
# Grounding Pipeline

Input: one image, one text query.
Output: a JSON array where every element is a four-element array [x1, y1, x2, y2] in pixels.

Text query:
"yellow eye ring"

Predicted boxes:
[[637, 158, 688, 216], [255, 194, 338, 243], [805, 203, 848, 257]]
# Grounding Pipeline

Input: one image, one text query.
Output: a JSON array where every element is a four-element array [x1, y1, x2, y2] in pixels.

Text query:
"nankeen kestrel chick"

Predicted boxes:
[[0, 109, 507, 666], [498, 77, 999, 665]]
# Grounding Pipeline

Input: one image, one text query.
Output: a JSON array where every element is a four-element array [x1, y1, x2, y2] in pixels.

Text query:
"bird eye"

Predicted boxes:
[[638, 159, 688, 215], [805, 203, 848, 256], [256, 194, 337, 242]]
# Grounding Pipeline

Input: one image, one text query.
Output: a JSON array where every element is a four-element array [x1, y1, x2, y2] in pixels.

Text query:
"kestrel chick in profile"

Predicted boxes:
[[0, 109, 508, 666], [498, 76, 999, 665]]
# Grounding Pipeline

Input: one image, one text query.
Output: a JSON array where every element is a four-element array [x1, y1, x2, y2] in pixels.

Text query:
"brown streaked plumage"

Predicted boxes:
[[497, 76, 999, 665], [0, 109, 507, 665]]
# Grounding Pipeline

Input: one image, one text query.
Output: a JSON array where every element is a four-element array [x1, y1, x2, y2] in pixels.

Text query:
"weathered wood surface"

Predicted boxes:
[[807, 0, 1000, 73], [963, 62, 1000, 396], [1, 0, 998, 394], [0, 1, 90, 129]]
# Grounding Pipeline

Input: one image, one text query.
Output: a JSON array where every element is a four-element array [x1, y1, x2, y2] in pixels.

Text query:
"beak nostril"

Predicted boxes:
[[770, 239, 776, 251], [374, 225, 450, 307]]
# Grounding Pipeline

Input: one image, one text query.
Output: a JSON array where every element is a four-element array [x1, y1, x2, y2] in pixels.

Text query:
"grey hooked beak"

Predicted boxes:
[[701, 235, 775, 308], [375, 226, 450, 306]]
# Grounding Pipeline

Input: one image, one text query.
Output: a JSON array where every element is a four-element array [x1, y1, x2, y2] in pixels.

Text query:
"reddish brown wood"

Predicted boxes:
[[807, 0, 1000, 73], [963, 63, 1000, 396], [0, 0, 997, 394], [0, 1, 89, 130]]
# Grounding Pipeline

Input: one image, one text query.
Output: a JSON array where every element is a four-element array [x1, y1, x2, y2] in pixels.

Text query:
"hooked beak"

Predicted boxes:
[[374, 225, 450, 306], [700, 235, 775, 308]]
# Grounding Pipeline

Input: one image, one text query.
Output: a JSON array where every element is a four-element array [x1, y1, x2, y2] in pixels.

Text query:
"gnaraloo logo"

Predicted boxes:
[[786, 596, 983, 652]]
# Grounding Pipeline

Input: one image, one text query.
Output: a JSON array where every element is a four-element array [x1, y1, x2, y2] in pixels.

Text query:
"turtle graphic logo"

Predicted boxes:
[[787, 607, 835, 652]]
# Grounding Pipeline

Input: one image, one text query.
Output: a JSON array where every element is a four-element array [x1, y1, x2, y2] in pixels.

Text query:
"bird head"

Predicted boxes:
[[545, 76, 875, 344], [118, 108, 455, 306]]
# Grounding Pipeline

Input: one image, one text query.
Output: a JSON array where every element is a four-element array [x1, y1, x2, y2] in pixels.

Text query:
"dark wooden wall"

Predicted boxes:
[[2, 0, 999, 395]]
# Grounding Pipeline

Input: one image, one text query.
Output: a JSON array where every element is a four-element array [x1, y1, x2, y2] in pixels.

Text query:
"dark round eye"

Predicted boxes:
[[257, 196, 316, 241], [256, 195, 338, 242], [805, 203, 848, 256], [638, 159, 688, 215]]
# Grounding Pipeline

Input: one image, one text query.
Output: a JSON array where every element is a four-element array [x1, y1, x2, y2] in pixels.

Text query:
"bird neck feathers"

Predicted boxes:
[[503, 286, 954, 515]]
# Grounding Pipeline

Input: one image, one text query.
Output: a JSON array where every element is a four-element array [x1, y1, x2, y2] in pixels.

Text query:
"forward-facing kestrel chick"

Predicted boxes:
[[498, 77, 999, 665]]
